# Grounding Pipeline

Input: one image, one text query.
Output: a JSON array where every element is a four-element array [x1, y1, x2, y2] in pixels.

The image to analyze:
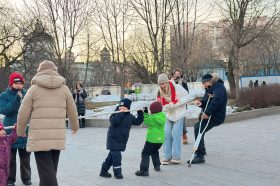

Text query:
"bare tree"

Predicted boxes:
[[131, 0, 175, 75], [217, 0, 280, 97], [170, 0, 209, 77], [94, 0, 132, 97], [0, 2, 33, 91], [24, 0, 93, 86]]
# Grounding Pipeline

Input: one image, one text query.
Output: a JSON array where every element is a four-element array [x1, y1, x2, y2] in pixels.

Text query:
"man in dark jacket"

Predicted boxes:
[[0, 72, 32, 186], [188, 73, 227, 164], [99, 98, 144, 179]]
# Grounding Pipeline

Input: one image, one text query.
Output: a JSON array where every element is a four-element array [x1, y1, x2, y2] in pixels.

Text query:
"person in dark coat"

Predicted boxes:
[[171, 68, 189, 145], [73, 82, 87, 128], [188, 73, 227, 164], [99, 98, 144, 179], [254, 80, 259, 88], [0, 72, 32, 186]]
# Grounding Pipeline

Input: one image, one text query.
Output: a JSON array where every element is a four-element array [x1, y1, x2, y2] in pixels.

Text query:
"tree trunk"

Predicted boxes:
[[227, 47, 236, 97]]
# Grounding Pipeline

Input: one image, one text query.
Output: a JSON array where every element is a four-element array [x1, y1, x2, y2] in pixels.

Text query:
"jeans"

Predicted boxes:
[[163, 118, 184, 160]]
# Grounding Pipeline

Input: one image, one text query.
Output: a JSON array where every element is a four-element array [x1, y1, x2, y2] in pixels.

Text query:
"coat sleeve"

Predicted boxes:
[[110, 111, 125, 126], [132, 110, 144, 126], [81, 89, 87, 99], [143, 113, 153, 126], [174, 84, 188, 108], [204, 84, 227, 116], [17, 87, 34, 136], [8, 126, 17, 144], [0, 92, 21, 116], [65, 86, 79, 132]]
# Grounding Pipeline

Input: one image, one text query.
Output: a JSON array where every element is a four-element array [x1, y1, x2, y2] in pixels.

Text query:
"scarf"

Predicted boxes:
[[157, 81, 178, 106]]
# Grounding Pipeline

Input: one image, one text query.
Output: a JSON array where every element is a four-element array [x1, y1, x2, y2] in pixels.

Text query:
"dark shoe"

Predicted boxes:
[[23, 180, 32, 185], [99, 171, 112, 178], [7, 183, 15, 186], [154, 165, 161, 172], [135, 170, 149, 176], [187, 155, 205, 164], [114, 174, 123, 179]]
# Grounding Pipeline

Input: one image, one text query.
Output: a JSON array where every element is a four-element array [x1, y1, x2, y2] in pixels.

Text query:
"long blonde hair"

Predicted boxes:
[[158, 82, 171, 102]]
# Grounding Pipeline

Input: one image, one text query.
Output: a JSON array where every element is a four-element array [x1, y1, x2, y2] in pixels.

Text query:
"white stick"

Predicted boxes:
[[66, 108, 145, 120]]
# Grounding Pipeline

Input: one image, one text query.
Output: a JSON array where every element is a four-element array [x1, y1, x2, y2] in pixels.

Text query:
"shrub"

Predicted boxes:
[[236, 84, 280, 109]]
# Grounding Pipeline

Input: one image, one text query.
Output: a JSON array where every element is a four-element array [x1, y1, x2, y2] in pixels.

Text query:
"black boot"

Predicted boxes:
[[114, 174, 123, 179], [99, 170, 112, 178], [135, 170, 149, 176], [154, 165, 161, 172], [187, 154, 205, 164], [23, 180, 32, 185], [99, 166, 112, 178], [113, 167, 123, 179]]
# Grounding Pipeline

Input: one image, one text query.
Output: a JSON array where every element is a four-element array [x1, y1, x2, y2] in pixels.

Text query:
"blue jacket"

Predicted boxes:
[[0, 87, 28, 149], [201, 79, 227, 124], [107, 109, 144, 151]]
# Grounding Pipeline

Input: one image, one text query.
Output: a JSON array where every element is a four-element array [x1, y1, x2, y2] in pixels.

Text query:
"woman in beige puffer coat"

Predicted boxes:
[[17, 60, 79, 186]]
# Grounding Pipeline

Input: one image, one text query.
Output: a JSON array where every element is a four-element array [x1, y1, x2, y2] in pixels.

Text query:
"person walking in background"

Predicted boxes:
[[135, 101, 166, 177], [171, 68, 189, 145], [157, 74, 188, 165], [188, 73, 227, 164], [254, 80, 259, 88], [0, 72, 32, 186], [73, 82, 88, 128], [248, 80, 253, 89], [17, 60, 79, 186], [99, 98, 144, 179]]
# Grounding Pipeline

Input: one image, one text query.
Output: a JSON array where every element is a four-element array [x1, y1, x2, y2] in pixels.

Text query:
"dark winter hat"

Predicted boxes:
[[150, 101, 162, 114], [119, 98, 132, 110], [158, 74, 169, 84], [0, 123, 4, 130], [202, 74, 213, 84], [9, 72, 25, 87], [37, 60, 57, 72]]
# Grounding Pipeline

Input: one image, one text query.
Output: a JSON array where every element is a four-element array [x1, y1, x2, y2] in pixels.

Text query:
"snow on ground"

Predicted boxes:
[[86, 87, 236, 119]]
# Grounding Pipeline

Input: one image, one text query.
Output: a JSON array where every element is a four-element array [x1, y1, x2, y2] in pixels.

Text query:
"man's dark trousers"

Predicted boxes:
[[34, 150, 60, 186], [194, 119, 219, 156]]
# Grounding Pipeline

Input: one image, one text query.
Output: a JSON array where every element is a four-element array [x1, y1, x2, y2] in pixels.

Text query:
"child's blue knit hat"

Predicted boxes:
[[119, 98, 132, 110]]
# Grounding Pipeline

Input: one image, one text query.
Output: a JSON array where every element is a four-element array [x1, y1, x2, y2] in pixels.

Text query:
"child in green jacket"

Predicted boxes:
[[135, 101, 166, 176]]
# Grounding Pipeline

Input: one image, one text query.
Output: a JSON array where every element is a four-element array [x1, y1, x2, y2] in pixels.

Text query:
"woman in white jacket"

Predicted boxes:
[[157, 74, 188, 164]]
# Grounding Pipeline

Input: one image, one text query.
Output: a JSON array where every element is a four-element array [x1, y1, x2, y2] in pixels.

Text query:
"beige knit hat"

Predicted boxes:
[[158, 73, 169, 84], [37, 60, 57, 72]]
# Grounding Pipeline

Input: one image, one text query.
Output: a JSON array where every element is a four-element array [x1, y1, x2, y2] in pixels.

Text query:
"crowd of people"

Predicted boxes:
[[0, 59, 227, 185]]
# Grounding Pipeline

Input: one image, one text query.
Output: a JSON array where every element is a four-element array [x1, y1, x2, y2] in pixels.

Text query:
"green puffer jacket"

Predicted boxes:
[[144, 112, 166, 143]]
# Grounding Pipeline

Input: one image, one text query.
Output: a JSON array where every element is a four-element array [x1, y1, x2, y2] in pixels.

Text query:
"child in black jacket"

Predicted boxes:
[[99, 98, 144, 179]]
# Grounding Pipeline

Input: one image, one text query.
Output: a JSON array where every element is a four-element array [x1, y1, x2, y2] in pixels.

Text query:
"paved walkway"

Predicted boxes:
[[14, 114, 280, 186]]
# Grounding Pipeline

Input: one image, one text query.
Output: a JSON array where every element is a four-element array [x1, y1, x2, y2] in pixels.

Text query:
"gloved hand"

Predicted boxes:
[[143, 107, 148, 113], [163, 103, 175, 112]]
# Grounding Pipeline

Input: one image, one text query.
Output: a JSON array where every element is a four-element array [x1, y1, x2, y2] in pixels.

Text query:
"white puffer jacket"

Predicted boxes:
[[162, 81, 188, 122]]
